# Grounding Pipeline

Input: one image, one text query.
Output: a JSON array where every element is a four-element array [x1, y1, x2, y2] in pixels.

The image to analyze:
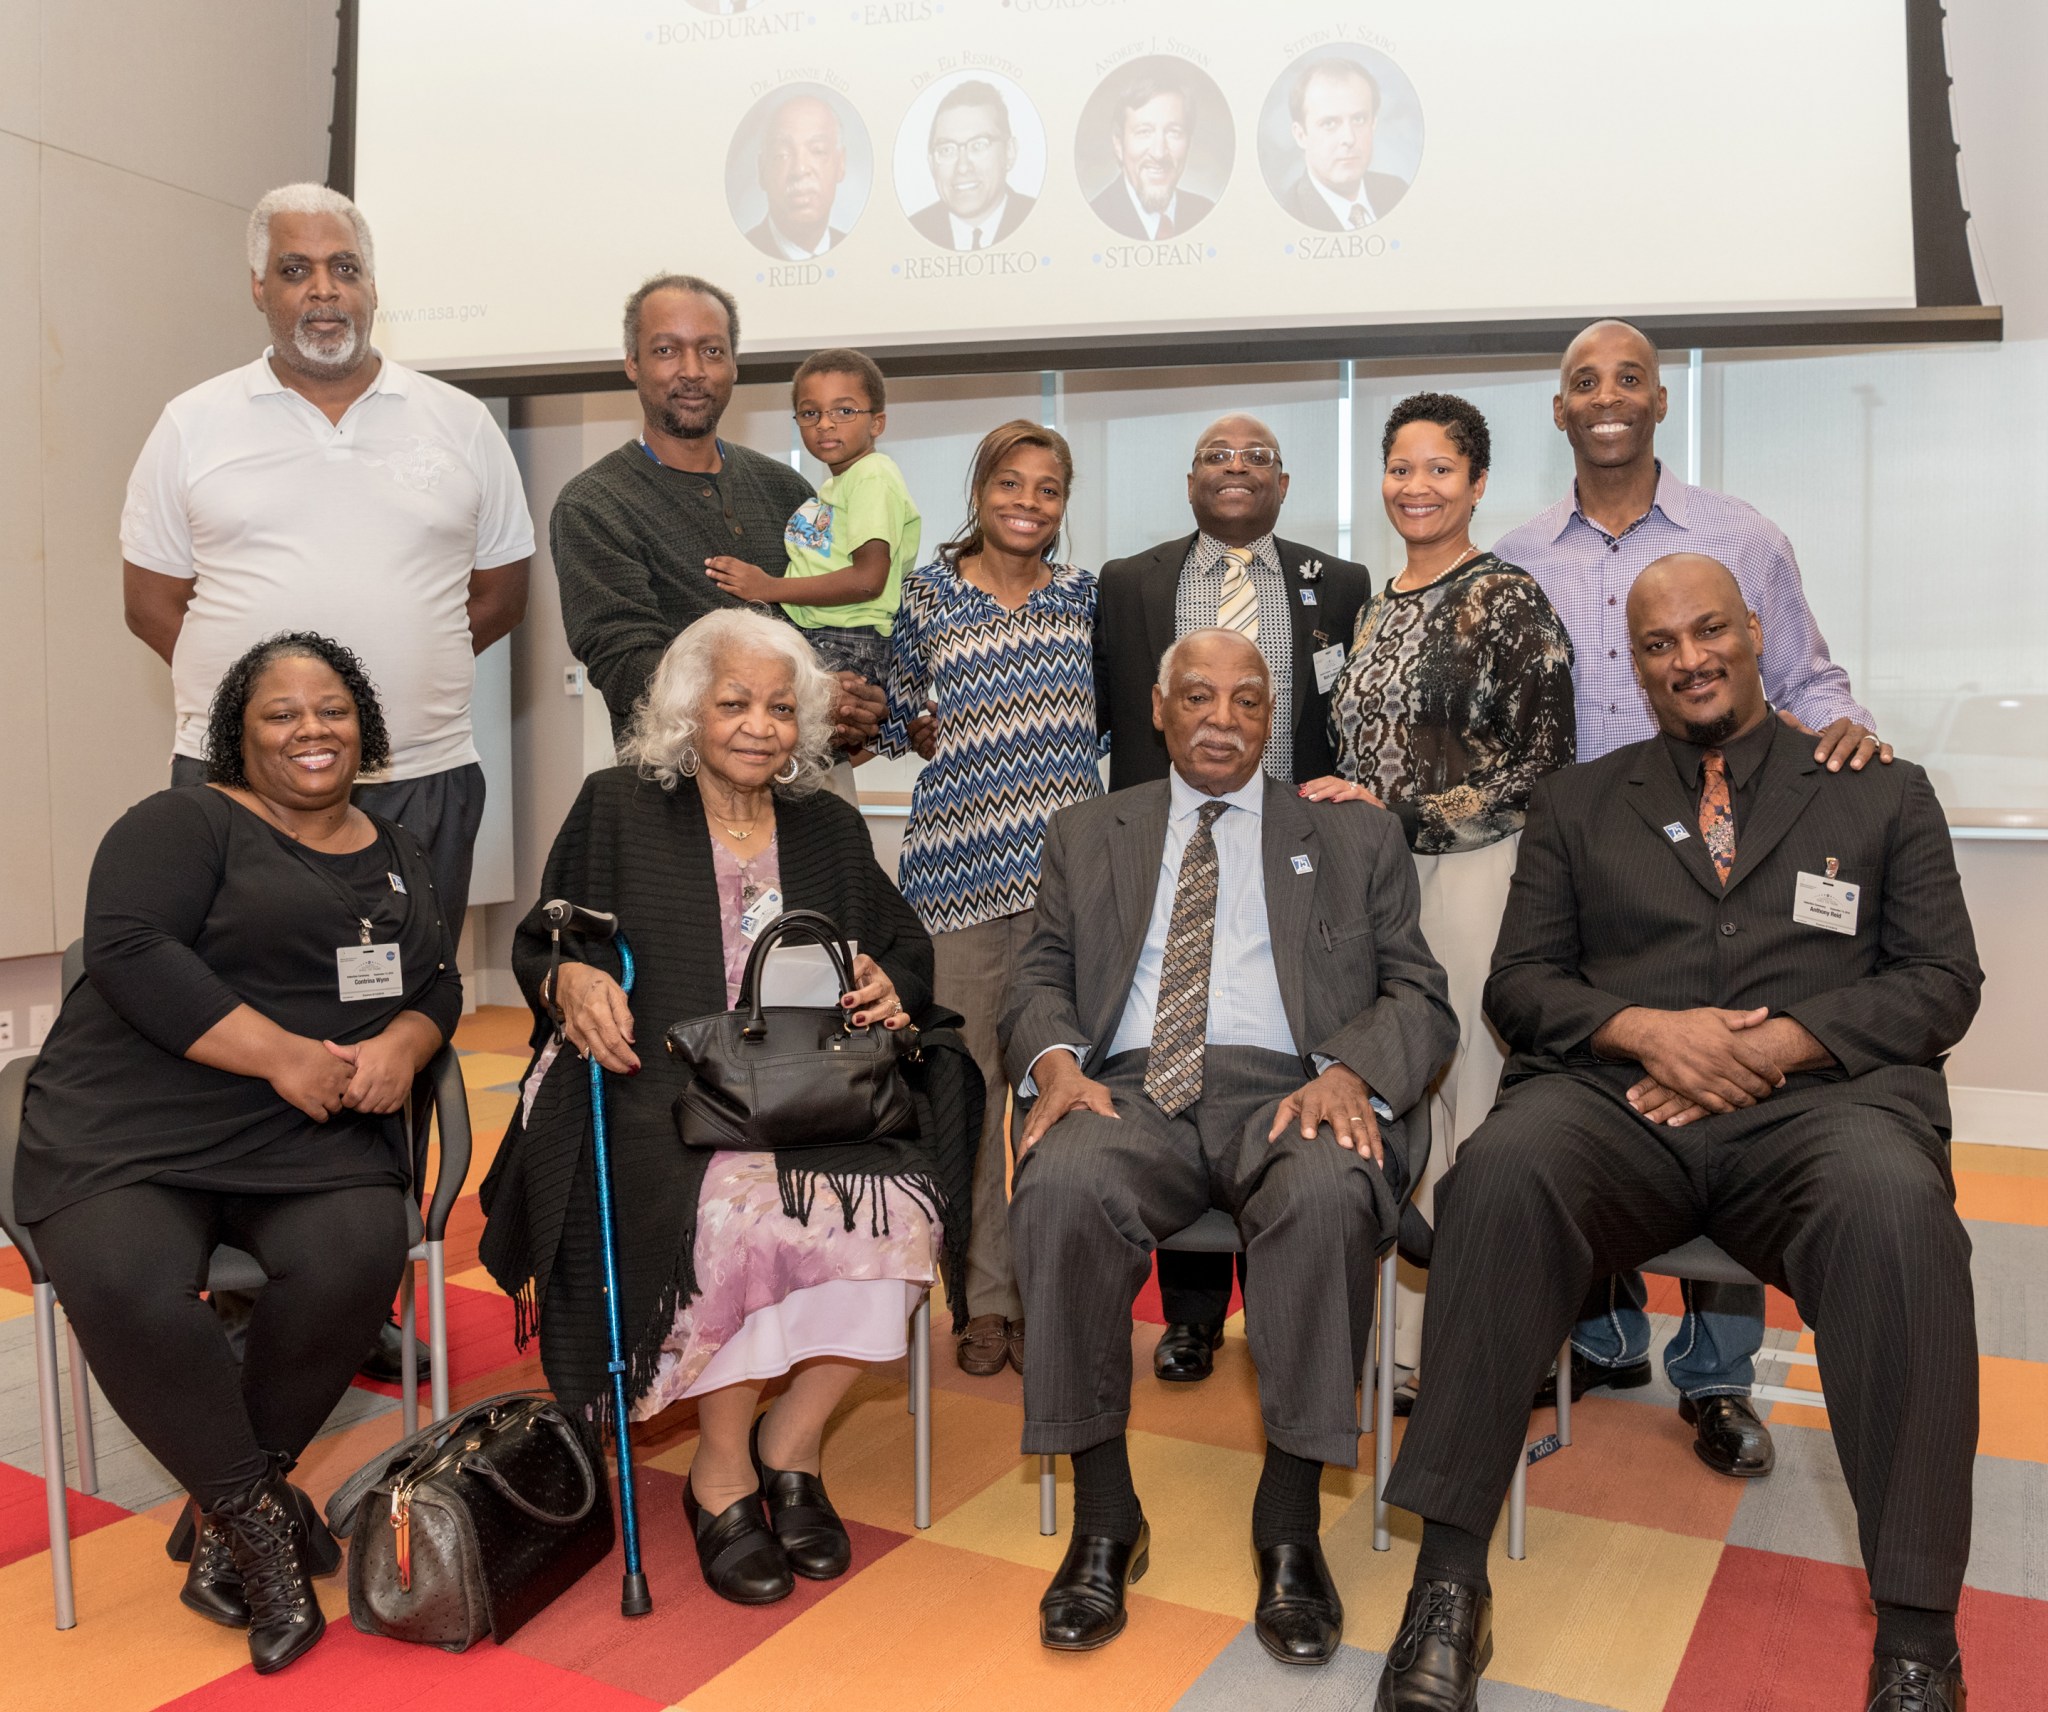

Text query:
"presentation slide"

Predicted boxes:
[[352, 0, 1916, 373]]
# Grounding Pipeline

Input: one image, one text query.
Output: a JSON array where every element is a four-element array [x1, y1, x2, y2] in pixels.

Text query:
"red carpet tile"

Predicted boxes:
[[1665, 1545, 2047, 1710], [353, 1281, 521, 1402], [506, 1464, 912, 1704], [0, 1461, 131, 1568], [155, 1620, 666, 1710]]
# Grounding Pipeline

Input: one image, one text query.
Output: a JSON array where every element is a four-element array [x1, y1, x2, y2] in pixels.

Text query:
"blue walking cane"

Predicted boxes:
[[542, 899, 654, 1617]]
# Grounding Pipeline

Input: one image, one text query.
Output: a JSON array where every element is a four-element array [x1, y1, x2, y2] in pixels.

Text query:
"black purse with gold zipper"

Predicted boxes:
[[324, 1391, 613, 1650]]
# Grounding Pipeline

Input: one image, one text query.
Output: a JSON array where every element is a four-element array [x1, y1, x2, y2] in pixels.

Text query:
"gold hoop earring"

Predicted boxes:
[[775, 757, 800, 784]]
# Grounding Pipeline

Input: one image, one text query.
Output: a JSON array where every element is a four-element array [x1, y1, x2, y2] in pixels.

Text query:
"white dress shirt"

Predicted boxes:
[[946, 195, 1011, 251], [764, 217, 834, 260], [1121, 177, 1180, 241], [1309, 170, 1378, 229]]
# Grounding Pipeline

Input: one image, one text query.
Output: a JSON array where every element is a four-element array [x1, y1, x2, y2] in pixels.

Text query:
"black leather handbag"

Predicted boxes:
[[325, 1392, 613, 1650], [665, 907, 916, 1151]]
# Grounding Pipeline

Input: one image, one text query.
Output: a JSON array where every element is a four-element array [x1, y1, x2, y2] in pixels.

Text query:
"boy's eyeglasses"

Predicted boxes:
[[793, 406, 877, 426]]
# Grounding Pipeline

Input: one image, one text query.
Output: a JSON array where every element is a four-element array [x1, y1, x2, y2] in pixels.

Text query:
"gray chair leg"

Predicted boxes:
[[1039, 1454, 1057, 1536], [1556, 1335, 1573, 1446], [426, 1241, 450, 1424], [1507, 1447, 1527, 1561], [34, 1283, 77, 1630], [64, 1315, 98, 1496], [911, 1292, 933, 1529], [398, 1262, 419, 1435], [1373, 1250, 1398, 1551]]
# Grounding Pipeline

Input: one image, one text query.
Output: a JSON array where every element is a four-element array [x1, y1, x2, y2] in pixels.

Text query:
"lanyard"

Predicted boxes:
[[275, 826, 400, 946]]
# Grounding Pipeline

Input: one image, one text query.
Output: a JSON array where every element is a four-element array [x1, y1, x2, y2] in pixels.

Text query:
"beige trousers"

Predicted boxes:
[[1392, 830, 1520, 1372], [932, 909, 1036, 1321]]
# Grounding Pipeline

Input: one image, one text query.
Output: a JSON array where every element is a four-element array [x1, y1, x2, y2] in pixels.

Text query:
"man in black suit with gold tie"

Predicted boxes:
[[1373, 554, 1983, 1712], [1092, 416, 1373, 1383]]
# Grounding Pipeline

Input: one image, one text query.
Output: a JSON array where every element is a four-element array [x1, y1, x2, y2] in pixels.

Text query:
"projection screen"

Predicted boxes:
[[348, 0, 1960, 380]]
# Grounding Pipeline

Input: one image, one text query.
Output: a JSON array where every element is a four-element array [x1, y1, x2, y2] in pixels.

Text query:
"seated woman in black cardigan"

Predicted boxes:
[[16, 632, 460, 1675], [483, 609, 953, 1607]]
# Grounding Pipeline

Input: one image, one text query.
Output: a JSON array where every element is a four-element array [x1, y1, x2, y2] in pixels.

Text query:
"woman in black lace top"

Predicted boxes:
[[1303, 392, 1574, 1398]]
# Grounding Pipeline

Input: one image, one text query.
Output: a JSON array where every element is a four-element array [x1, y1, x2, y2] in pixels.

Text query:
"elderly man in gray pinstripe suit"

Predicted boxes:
[[1002, 629, 1456, 1667], [1375, 555, 1984, 1712]]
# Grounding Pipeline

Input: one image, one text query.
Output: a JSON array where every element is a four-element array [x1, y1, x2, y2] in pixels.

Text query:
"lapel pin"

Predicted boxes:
[[1825, 856, 1839, 878], [1299, 559, 1323, 582], [1662, 822, 1691, 844], [1298, 587, 1318, 606], [1290, 853, 1314, 875]]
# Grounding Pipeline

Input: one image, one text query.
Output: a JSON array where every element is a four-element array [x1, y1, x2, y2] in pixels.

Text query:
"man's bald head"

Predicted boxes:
[[1553, 318, 1667, 475], [1188, 413, 1289, 545], [1627, 553, 1768, 746], [1559, 318, 1659, 388]]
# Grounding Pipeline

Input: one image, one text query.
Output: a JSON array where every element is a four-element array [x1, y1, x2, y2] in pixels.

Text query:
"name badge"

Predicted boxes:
[[739, 886, 784, 942], [337, 943, 404, 1001], [1793, 871, 1859, 936], [1311, 642, 1346, 695]]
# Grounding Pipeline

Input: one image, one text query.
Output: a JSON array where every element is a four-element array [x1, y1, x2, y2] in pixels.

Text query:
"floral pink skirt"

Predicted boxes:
[[631, 1149, 941, 1420]]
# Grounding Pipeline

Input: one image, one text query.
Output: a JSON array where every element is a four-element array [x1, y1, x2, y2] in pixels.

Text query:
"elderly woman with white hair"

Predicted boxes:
[[481, 610, 960, 1608]]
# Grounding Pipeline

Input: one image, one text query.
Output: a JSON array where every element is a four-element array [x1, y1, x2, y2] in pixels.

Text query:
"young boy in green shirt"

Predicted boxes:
[[705, 347, 921, 689]]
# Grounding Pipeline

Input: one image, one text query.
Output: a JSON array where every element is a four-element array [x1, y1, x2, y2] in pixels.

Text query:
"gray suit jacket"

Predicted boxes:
[[1486, 718, 1984, 1132], [1002, 775, 1456, 1117]]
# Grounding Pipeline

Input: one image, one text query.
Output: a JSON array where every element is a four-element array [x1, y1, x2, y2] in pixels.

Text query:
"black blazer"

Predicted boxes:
[[1094, 532, 1371, 791], [1282, 169, 1411, 231], [908, 191, 1037, 249], [1485, 719, 1983, 1134]]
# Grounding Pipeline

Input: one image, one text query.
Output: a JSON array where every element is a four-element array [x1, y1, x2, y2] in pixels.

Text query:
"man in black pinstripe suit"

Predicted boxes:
[[1374, 554, 1983, 1712]]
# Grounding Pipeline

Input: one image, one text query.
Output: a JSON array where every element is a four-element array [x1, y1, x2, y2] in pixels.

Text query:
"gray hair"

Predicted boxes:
[[1157, 626, 1272, 695], [622, 272, 741, 359], [622, 610, 836, 794], [247, 183, 375, 278]]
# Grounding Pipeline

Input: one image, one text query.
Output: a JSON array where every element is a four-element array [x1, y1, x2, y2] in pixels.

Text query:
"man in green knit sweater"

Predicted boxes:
[[551, 272, 885, 750]]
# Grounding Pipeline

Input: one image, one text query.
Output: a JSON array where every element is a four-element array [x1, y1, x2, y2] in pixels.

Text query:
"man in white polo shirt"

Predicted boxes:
[[121, 182, 533, 932]]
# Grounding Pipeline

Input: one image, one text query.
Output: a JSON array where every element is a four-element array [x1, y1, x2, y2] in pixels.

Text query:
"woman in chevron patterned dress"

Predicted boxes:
[[878, 419, 1106, 1378]]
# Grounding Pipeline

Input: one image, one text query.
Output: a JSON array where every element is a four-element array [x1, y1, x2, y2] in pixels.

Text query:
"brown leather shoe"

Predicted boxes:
[[957, 1314, 1009, 1376], [1006, 1320, 1026, 1374]]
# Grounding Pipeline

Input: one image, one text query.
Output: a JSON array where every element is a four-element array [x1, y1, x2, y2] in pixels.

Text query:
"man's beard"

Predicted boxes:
[[282, 308, 368, 377], [1678, 707, 1743, 746], [655, 397, 719, 440]]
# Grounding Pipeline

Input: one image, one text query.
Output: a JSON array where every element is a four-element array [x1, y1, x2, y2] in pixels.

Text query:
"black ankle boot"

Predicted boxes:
[[211, 1474, 326, 1674], [176, 1498, 249, 1627], [266, 1451, 341, 1577]]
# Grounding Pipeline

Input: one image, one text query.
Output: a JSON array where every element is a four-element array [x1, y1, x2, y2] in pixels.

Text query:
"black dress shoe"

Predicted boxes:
[[357, 1316, 432, 1384], [749, 1416, 852, 1580], [1532, 1350, 1652, 1408], [1867, 1655, 1966, 1710], [1375, 1578, 1492, 1711], [212, 1473, 326, 1674], [1679, 1393, 1775, 1478], [177, 1500, 249, 1627], [1253, 1538, 1344, 1665], [1153, 1322, 1225, 1383], [683, 1480, 794, 1605], [1040, 1519, 1150, 1651]]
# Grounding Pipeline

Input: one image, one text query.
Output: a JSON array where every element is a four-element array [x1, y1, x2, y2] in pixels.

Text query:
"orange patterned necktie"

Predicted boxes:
[[1699, 749, 1736, 885]]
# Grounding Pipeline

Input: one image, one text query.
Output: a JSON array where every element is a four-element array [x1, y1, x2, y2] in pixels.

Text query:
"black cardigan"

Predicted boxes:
[[479, 767, 977, 1411]]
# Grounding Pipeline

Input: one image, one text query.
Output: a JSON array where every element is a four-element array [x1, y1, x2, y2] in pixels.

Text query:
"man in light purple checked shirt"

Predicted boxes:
[[1491, 318, 1892, 1485]]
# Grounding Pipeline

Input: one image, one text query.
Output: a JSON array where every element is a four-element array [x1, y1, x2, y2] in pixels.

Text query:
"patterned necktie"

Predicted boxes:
[[1144, 802, 1228, 1118], [1215, 546, 1259, 642], [1699, 748, 1736, 885], [1347, 203, 1368, 230]]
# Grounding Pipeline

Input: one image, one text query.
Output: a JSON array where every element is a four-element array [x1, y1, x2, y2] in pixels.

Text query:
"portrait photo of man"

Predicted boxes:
[[747, 93, 850, 260], [726, 84, 871, 262], [1275, 54, 1413, 231], [1083, 63, 1228, 242], [904, 77, 1039, 252]]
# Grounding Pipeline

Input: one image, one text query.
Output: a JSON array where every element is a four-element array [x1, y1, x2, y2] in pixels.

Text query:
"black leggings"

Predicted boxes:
[[31, 1182, 409, 1508]]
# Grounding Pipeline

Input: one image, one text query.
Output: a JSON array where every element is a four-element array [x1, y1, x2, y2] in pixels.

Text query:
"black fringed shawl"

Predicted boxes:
[[477, 767, 979, 1412]]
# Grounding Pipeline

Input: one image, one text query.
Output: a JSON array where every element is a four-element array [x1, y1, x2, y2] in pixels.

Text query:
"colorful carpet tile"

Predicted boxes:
[[2, 1008, 2042, 1710]]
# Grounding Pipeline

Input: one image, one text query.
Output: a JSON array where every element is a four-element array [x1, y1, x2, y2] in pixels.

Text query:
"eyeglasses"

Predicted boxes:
[[1195, 446, 1281, 469], [793, 406, 876, 426], [930, 135, 1003, 166]]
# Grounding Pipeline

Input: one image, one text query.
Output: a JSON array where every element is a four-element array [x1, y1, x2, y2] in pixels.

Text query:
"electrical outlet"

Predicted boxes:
[[29, 1003, 54, 1047], [0, 1011, 13, 1050]]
